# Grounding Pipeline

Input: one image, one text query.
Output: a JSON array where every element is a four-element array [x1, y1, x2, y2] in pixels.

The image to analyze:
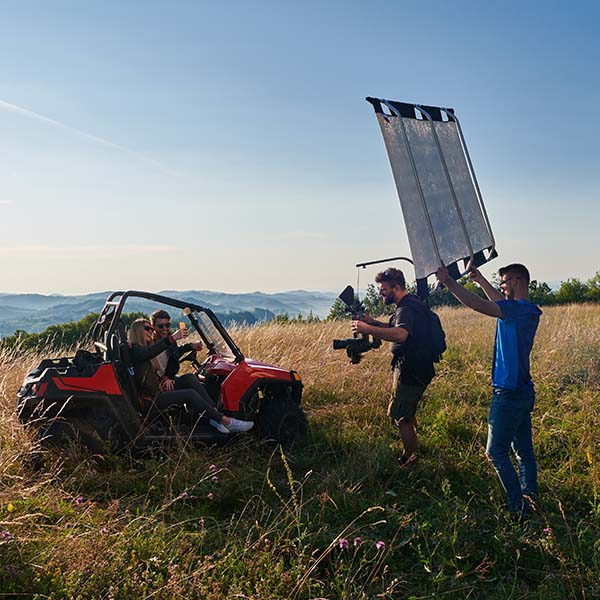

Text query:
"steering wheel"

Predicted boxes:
[[179, 349, 208, 377], [178, 349, 197, 364]]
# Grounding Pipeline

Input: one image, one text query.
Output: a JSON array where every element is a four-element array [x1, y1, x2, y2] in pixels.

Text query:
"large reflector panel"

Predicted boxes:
[[367, 98, 496, 284]]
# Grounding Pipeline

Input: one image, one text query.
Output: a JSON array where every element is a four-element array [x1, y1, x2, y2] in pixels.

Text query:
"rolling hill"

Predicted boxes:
[[0, 289, 337, 337]]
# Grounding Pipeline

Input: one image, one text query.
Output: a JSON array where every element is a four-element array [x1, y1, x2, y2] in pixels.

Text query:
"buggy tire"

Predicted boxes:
[[47, 417, 107, 455], [43, 413, 123, 455], [258, 385, 307, 449]]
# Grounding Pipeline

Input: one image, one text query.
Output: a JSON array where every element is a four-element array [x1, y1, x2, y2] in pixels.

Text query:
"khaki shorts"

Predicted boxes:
[[388, 369, 427, 422]]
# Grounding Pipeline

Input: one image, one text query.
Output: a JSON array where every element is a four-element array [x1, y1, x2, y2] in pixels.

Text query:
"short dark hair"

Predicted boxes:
[[150, 309, 171, 324], [375, 267, 406, 289], [499, 263, 530, 286]]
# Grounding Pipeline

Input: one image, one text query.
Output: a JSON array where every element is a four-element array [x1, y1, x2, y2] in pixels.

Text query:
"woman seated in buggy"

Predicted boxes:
[[127, 318, 253, 433]]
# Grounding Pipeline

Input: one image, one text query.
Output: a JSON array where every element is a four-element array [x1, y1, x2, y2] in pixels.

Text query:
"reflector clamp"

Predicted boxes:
[[366, 97, 497, 296]]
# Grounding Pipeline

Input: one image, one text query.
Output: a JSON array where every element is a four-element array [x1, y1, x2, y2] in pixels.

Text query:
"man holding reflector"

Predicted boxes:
[[436, 263, 541, 517]]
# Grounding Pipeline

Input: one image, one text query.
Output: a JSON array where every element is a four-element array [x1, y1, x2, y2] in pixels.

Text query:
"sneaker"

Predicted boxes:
[[227, 418, 254, 433], [209, 419, 230, 434]]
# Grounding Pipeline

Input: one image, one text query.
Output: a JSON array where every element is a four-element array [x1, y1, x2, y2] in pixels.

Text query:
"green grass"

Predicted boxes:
[[1, 305, 599, 599]]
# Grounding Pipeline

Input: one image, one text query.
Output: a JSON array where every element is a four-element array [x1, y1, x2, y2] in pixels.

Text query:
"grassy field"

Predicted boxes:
[[1, 304, 599, 599]]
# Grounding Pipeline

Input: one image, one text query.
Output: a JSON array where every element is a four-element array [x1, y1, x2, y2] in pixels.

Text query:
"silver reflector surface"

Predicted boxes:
[[370, 99, 495, 281]]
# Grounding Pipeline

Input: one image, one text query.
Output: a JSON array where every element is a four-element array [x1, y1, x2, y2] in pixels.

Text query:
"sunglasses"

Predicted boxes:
[[155, 323, 171, 329], [143, 325, 154, 332]]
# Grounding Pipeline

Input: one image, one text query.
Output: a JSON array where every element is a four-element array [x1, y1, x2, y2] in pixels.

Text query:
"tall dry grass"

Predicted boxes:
[[0, 304, 599, 599]]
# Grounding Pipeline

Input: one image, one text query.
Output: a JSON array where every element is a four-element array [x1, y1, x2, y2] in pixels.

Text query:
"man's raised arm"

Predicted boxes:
[[436, 267, 503, 319], [469, 268, 504, 302]]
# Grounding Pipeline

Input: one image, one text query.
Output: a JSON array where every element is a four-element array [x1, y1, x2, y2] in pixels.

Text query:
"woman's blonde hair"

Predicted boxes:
[[127, 318, 152, 346], [128, 318, 160, 371]]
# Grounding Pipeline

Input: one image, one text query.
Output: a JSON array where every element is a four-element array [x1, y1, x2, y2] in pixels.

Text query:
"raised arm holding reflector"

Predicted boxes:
[[366, 97, 497, 296]]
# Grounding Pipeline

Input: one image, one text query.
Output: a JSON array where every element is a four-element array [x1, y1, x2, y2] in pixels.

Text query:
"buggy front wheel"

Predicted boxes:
[[258, 384, 307, 449]]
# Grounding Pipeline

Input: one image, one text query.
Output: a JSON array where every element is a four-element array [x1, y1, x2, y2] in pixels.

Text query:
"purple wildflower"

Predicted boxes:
[[74, 496, 84, 505], [211, 475, 219, 483], [338, 538, 349, 550], [0, 530, 12, 541], [99, 527, 108, 535], [375, 540, 386, 550], [353, 537, 362, 547], [209, 464, 217, 471], [199, 518, 205, 529], [207, 492, 214, 500]]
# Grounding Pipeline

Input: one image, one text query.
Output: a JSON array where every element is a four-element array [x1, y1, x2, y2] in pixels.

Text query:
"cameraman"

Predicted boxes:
[[352, 268, 435, 466]]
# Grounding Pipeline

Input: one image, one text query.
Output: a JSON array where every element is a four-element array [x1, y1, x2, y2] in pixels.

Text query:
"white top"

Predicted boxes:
[[155, 350, 169, 378]]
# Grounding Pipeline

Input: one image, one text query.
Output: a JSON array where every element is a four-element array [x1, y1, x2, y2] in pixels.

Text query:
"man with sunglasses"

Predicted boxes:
[[436, 263, 542, 518], [352, 268, 437, 467], [149, 309, 253, 433], [150, 309, 204, 392]]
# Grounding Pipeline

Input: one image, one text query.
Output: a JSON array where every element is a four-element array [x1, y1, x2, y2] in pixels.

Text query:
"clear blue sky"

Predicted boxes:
[[1, 0, 598, 294]]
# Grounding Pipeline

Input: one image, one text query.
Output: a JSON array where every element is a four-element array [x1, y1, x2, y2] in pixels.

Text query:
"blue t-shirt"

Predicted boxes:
[[492, 299, 542, 391]]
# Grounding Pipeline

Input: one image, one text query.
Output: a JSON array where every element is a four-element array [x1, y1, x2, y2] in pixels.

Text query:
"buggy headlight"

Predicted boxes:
[[290, 370, 302, 382]]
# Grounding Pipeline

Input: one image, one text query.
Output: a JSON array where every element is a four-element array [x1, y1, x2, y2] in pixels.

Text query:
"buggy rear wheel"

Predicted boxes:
[[42, 417, 107, 455], [42, 411, 126, 456]]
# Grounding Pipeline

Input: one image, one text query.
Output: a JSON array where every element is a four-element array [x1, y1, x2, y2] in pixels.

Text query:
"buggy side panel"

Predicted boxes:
[[18, 356, 143, 448], [219, 360, 297, 412], [52, 364, 122, 395]]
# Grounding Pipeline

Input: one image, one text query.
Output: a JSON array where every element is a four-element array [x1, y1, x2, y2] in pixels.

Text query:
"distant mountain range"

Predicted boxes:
[[0, 290, 337, 338]]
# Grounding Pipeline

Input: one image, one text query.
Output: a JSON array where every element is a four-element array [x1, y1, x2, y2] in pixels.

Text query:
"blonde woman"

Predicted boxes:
[[127, 318, 253, 434]]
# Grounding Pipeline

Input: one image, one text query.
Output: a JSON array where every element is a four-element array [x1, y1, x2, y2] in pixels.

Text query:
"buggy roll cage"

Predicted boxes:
[[90, 291, 245, 364]]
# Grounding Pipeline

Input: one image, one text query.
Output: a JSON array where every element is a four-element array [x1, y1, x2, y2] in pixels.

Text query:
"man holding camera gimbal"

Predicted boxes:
[[352, 268, 436, 466]]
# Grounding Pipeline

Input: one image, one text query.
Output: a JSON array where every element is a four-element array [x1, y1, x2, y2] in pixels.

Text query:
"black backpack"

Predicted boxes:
[[402, 296, 447, 363], [424, 308, 446, 363]]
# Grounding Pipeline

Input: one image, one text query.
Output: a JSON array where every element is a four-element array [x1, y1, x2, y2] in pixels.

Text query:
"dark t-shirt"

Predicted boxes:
[[389, 294, 435, 387]]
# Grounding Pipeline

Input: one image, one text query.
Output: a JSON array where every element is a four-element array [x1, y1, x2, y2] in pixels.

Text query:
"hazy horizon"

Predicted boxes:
[[0, 276, 576, 298], [0, 288, 338, 297]]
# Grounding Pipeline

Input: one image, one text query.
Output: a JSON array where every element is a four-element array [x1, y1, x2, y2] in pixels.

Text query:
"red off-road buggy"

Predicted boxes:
[[17, 291, 307, 453]]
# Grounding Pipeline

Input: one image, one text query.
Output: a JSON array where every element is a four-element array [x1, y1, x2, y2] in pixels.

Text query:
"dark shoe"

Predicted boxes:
[[398, 453, 417, 467], [508, 498, 537, 525]]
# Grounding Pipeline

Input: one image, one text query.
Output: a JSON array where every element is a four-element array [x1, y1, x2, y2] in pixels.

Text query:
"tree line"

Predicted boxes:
[[0, 312, 145, 352], [327, 271, 600, 319], [1, 272, 597, 347]]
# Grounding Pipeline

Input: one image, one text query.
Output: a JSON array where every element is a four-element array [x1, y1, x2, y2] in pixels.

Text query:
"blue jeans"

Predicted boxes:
[[486, 387, 538, 512]]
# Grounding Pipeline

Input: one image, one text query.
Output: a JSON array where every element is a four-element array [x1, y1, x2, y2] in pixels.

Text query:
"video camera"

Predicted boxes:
[[332, 285, 381, 364]]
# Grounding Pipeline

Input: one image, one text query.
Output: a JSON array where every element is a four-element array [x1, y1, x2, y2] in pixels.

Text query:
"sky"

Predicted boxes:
[[1, 0, 599, 296]]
